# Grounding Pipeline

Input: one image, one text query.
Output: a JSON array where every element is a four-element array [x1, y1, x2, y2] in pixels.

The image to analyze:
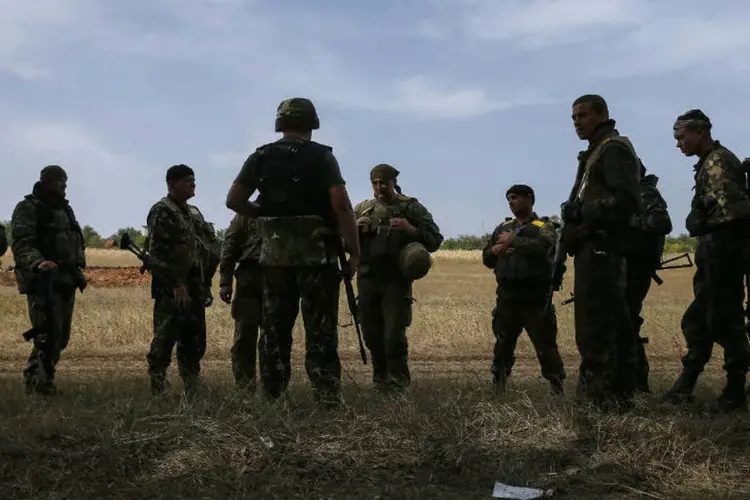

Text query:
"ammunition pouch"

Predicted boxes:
[[368, 225, 406, 260]]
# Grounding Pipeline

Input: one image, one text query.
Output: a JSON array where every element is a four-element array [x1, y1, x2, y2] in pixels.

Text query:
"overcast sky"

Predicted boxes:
[[2, 0, 750, 238]]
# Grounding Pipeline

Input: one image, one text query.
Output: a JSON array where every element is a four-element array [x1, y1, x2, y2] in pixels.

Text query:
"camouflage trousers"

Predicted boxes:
[[679, 234, 750, 378], [24, 285, 76, 392], [258, 265, 342, 399], [147, 288, 207, 392], [357, 275, 414, 391], [573, 240, 637, 407], [230, 262, 263, 391], [491, 291, 565, 389], [625, 258, 656, 393]]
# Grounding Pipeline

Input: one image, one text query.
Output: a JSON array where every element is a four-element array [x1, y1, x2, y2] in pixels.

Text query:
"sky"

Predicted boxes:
[[2, 0, 750, 239]]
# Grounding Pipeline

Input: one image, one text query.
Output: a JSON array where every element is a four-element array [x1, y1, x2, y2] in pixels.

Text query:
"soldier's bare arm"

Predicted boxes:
[[508, 222, 556, 257], [325, 151, 360, 262], [226, 152, 260, 217], [585, 144, 642, 224], [10, 201, 46, 271]]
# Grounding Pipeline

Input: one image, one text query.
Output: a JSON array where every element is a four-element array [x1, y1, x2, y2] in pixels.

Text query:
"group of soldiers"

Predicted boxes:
[[4, 94, 750, 414]]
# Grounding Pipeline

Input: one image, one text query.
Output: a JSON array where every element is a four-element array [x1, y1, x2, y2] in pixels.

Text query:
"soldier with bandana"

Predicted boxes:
[[219, 212, 264, 392], [482, 184, 566, 395], [11, 165, 87, 396], [354, 164, 444, 392], [225, 97, 360, 405], [625, 160, 673, 394], [562, 94, 642, 409], [664, 109, 750, 412], [145, 164, 219, 397]]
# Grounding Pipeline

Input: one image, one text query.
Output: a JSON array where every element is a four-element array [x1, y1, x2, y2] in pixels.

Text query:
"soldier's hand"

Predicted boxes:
[[219, 286, 233, 304], [346, 254, 360, 277], [390, 218, 415, 232], [205, 291, 214, 308], [356, 216, 371, 227], [38, 261, 58, 272], [173, 284, 191, 309]]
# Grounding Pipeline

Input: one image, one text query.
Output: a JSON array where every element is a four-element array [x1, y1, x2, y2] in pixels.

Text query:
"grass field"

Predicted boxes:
[[1, 249, 749, 499]]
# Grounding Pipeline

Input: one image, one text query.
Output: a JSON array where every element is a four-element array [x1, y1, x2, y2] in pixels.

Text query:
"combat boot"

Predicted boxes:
[[706, 372, 747, 414], [549, 377, 564, 396], [149, 374, 168, 396], [662, 367, 701, 405], [492, 370, 507, 394]]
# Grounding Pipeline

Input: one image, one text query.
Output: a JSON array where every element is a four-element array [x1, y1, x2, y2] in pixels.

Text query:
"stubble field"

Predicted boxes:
[[1, 249, 749, 499]]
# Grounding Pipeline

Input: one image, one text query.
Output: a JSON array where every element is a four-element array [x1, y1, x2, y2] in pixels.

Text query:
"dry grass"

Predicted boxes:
[[1, 249, 748, 499]]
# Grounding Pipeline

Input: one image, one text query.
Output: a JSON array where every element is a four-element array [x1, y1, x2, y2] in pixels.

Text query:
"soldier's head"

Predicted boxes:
[[39, 165, 68, 199], [673, 109, 713, 157], [370, 163, 400, 201], [166, 164, 196, 202], [572, 94, 609, 140], [275, 97, 319, 139], [506, 184, 534, 219]]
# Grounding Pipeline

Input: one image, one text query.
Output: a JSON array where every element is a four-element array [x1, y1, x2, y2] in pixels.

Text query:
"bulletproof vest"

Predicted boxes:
[[359, 196, 418, 263], [25, 195, 85, 267], [576, 135, 639, 203], [256, 140, 333, 219], [494, 219, 551, 284]]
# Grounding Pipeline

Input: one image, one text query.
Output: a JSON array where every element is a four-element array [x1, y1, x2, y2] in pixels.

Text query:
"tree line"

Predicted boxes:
[[1, 220, 696, 254]]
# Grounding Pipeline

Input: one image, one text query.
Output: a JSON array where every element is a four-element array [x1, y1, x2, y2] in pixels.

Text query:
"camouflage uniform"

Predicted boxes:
[[482, 213, 565, 393], [145, 194, 219, 395], [0, 223, 7, 256], [561, 119, 643, 407], [234, 135, 346, 401], [219, 212, 263, 391], [354, 192, 443, 390], [625, 163, 672, 393], [665, 140, 750, 408], [11, 180, 86, 395]]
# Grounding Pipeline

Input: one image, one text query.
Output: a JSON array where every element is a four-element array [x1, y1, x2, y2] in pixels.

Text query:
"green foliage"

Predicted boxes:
[[664, 233, 697, 254], [82, 225, 105, 248], [442, 233, 492, 251]]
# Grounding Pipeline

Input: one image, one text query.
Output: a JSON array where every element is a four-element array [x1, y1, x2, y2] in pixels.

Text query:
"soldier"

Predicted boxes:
[[218, 212, 263, 392], [10, 165, 86, 396], [664, 109, 750, 412], [225, 97, 360, 405], [0, 222, 7, 256], [625, 160, 673, 393], [354, 164, 444, 392], [482, 185, 566, 394], [145, 164, 219, 397], [561, 94, 642, 409]]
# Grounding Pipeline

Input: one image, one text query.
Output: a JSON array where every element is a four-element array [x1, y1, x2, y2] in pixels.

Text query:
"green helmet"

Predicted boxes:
[[275, 97, 320, 132], [398, 242, 432, 280]]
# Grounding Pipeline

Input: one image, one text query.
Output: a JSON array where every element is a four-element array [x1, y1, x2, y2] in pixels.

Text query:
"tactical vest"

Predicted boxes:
[[358, 196, 418, 263], [494, 219, 551, 285], [576, 135, 639, 203], [25, 195, 85, 267], [255, 140, 335, 267]]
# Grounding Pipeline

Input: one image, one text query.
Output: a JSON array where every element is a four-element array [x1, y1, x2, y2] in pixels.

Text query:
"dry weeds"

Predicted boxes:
[[0, 249, 748, 499]]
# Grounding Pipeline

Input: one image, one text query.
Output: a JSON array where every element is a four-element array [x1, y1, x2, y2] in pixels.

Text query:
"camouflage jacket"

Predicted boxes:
[[145, 196, 219, 296], [219, 212, 262, 287], [0, 223, 7, 256], [627, 170, 672, 264], [354, 194, 444, 275], [686, 141, 750, 237], [10, 182, 86, 293], [482, 213, 556, 294], [564, 120, 643, 252]]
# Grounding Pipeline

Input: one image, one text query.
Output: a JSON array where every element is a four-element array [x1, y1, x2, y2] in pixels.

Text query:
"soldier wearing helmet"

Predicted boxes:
[[225, 97, 360, 406], [354, 163, 444, 393]]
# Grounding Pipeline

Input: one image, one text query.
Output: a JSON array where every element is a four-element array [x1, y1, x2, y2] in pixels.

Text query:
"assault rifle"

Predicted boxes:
[[556, 252, 695, 307], [544, 210, 568, 314], [334, 239, 368, 365], [119, 232, 150, 274]]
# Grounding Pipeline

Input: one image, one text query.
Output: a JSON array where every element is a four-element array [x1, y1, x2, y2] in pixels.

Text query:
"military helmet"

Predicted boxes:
[[275, 97, 320, 132], [398, 241, 432, 280]]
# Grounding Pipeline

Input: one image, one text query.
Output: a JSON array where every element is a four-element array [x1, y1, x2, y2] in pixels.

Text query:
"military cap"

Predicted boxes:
[[166, 164, 195, 183], [673, 109, 712, 130], [370, 163, 400, 181], [275, 97, 320, 132], [40, 165, 67, 183], [506, 184, 535, 203]]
